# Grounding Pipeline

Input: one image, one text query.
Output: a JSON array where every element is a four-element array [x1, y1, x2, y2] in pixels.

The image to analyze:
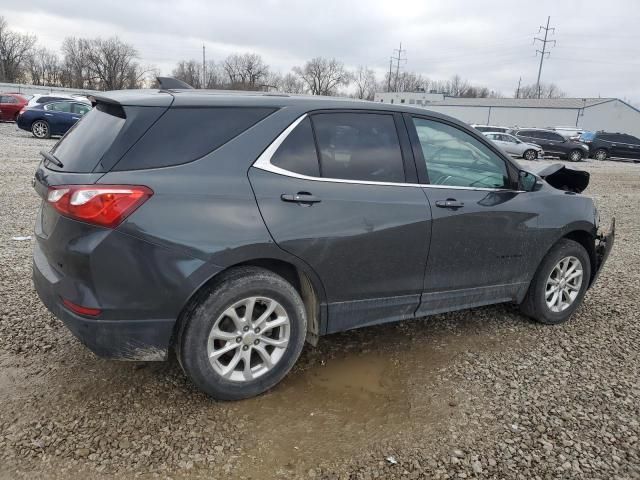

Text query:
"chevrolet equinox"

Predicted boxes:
[[33, 83, 614, 400]]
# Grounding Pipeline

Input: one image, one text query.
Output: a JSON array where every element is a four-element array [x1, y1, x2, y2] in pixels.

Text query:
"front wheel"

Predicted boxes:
[[31, 120, 50, 139], [523, 149, 538, 161], [568, 149, 584, 162], [594, 149, 608, 161], [179, 266, 307, 400], [520, 239, 591, 325]]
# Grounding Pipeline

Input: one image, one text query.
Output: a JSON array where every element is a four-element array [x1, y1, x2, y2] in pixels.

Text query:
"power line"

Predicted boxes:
[[534, 16, 556, 99]]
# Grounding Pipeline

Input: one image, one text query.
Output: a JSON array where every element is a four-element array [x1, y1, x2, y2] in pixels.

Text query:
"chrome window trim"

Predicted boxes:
[[252, 113, 523, 193]]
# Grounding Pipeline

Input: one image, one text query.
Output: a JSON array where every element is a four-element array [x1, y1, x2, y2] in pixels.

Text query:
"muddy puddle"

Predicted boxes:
[[228, 316, 509, 478]]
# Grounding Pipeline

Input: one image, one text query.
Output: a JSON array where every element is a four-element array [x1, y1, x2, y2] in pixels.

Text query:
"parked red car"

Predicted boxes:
[[0, 93, 29, 121]]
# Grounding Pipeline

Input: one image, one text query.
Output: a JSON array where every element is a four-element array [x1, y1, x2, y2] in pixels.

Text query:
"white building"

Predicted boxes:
[[373, 92, 640, 137]]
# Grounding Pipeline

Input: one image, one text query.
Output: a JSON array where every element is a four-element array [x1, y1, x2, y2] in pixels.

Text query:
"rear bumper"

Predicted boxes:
[[33, 245, 176, 361], [591, 218, 615, 286]]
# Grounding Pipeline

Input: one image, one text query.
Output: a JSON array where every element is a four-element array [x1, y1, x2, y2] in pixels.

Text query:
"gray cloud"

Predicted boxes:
[[3, 0, 639, 103]]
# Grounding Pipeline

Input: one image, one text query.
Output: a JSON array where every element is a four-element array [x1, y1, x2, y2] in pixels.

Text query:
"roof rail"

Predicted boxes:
[[156, 77, 194, 90]]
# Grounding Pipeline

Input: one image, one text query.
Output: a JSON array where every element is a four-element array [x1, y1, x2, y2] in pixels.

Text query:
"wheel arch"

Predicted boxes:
[[562, 229, 597, 284], [172, 255, 327, 355]]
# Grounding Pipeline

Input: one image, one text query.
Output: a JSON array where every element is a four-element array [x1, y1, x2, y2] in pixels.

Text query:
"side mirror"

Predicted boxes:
[[519, 170, 540, 192]]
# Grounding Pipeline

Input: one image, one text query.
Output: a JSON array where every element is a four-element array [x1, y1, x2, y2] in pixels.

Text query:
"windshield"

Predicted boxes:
[[579, 131, 595, 142]]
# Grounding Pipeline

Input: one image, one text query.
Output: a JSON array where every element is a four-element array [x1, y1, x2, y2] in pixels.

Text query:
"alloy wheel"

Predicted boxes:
[[207, 296, 290, 382], [545, 256, 583, 313], [569, 150, 582, 162], [524, 150, 537, 160], [595, 150, 607, 161], [32, 121, 48, 138]]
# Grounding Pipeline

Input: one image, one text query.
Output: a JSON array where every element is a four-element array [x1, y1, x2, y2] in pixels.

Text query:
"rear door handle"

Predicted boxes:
[[281, 192, 321, 204], [435, 199, 464, 209]]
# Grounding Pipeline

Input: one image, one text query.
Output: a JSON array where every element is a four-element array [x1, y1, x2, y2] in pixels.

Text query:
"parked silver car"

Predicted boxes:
[[484, 132, 544, 160]]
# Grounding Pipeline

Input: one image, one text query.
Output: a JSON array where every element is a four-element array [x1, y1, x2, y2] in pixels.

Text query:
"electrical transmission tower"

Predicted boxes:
[[390, 43, 407, 92], [534, 16, 556, 99]]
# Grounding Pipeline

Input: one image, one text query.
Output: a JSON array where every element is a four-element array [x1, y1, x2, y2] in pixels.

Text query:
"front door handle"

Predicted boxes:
[[435, 198, 464, 209], [281, 192, 321, 204]]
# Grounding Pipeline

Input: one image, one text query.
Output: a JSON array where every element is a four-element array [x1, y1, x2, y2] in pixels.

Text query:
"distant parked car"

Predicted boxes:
[[483, 132, 544, 160], [17, 100, 92, 138], [27, 94, 91, 108], [0, 93, 28, 121], [552, 126, 584, 141], [510, 128, 589, 162], [587, 131, 640, 161], [472, 124, 510, 133]]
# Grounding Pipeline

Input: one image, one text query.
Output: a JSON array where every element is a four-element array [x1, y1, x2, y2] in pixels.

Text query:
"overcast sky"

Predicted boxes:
[[2, 0, 639, 103]]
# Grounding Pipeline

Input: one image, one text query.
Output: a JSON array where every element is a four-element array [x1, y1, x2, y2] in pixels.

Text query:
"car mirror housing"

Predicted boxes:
[[519, 170, 541, 192]]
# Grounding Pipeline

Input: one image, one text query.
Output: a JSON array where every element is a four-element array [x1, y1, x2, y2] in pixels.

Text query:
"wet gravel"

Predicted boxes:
[[0, 121, 639, 479]]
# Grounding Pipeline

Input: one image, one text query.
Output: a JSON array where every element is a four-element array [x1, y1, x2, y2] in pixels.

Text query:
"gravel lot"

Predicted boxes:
[[0, 121, 638, 479]]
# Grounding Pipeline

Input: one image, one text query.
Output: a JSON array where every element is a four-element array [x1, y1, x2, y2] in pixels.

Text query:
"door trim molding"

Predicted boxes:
[[252, 113, 523, 193]]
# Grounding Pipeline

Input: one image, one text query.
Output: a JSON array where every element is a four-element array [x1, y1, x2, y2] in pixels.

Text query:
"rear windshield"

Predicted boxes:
[[50, 104, 126, 172]]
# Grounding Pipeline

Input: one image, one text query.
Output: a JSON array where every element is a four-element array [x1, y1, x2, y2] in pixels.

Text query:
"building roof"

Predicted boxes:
[[426, 97, 614, 109]]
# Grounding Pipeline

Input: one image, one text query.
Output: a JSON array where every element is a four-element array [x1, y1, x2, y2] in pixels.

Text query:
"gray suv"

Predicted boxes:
[[33, 85, 614, 400]]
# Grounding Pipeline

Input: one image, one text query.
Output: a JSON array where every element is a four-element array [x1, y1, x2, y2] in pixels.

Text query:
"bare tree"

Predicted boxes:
[[0, 16, 37, 82], [61, 37, 94, 89], [518, 82, 566, 99], [292, 57, 352, 96], [85, 37, 140, 90], [204, 60, 225, 89], [353, 66, 377, 100], [172, 59, 203, 88], [242, 53, 269, 89], [28, 47, 62, 86], [278, 72, 306, 94], [222, 53, 269, 90]]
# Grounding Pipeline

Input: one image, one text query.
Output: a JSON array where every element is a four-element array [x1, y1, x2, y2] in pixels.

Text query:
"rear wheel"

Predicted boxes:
[[568, 149, 583, 162], [31, 120, 50, 139], [523, 149, 538, 161], [520, 239, 591, 325], [594, 148, 608, 161], [179, 266, 307, 400]]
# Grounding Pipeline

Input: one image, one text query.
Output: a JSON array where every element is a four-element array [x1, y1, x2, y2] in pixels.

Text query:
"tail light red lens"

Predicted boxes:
[[46, 185, 153, 228], [62, 298, 101, 317]]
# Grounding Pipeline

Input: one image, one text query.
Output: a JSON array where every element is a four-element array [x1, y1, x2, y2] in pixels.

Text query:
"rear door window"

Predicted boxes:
[[310, 112, 405, 183], [113, 107, 276, 170], [270, 117, 319, 177], [46, 102, 72, 113], [72, 103, 92, 115]]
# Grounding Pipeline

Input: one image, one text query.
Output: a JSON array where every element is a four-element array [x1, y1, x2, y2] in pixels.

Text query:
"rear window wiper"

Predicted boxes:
[[39, 150, 64, 168]]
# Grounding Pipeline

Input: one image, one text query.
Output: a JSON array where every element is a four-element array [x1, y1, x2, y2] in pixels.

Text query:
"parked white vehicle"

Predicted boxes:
[[27, 93, 90, 108], [552, 126, 584, 140], [483, 132, 544, 160]]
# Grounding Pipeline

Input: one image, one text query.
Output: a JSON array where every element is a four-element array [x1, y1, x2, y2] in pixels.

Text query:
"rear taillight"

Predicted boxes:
[[46, 185, 153, 228], [62, 298, 101, 317]]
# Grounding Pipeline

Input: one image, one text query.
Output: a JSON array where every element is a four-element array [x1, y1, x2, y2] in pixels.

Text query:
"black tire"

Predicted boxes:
[[179, 266, 307, 400], [523, 149, 538, 161], [520, 239, 591, 325], [568, 149, 583, 162], [31, 120, 50, 139], [594, 148, 608, 161]]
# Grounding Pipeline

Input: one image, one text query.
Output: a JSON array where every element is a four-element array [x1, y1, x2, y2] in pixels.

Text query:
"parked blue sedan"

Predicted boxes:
[[17, 100, 92, 139]]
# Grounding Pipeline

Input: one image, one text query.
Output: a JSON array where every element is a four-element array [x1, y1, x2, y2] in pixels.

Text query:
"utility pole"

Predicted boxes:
[[202, 44, 206, 88], [387, 57, 393, 92], [391, 42, 406, 92], [534, 16, 556, 99], [516, 76, 522, 98]]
